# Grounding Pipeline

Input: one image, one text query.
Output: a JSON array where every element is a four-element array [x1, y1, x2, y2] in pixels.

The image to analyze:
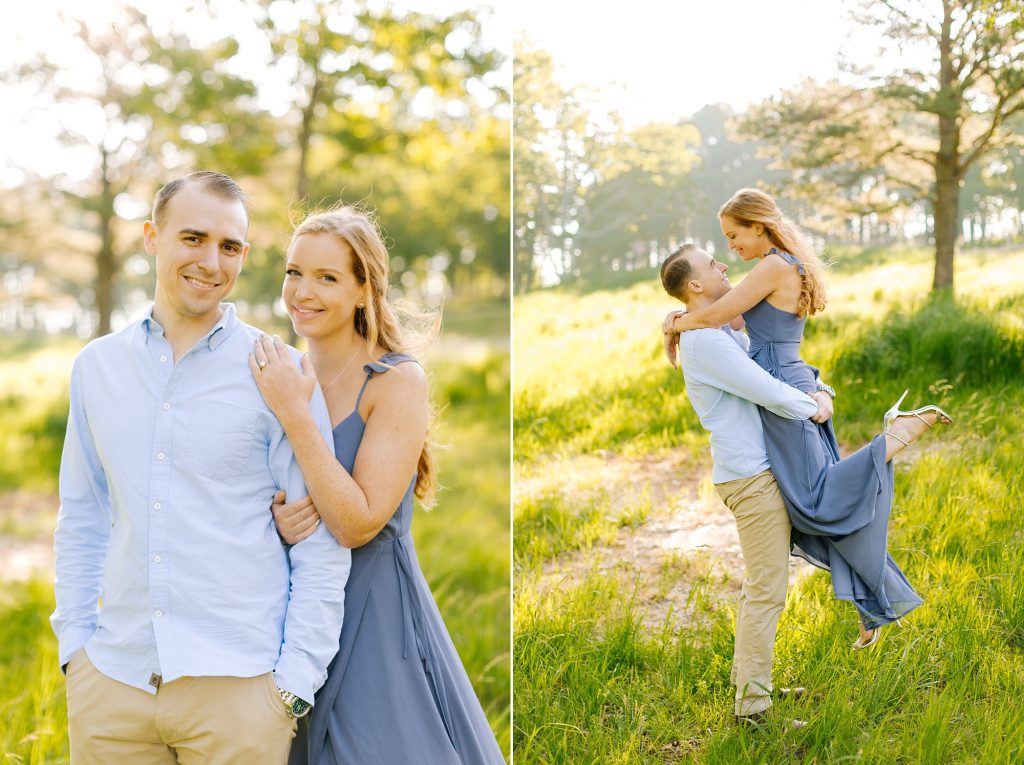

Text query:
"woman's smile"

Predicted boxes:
[[290, 304, 325, 321]]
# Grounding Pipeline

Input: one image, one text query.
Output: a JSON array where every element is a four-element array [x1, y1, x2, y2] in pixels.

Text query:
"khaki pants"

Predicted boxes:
[[66, 650, 297, 765], [715, 469, 792, 717]]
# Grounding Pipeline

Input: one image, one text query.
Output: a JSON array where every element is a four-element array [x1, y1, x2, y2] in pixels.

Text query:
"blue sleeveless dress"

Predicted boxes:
[[289, 353, 505, 765], [744, 250, 923, 630]]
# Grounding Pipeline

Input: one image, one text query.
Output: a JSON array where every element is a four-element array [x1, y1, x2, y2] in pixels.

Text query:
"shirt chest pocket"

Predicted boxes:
[[183, 403, 262, 481]]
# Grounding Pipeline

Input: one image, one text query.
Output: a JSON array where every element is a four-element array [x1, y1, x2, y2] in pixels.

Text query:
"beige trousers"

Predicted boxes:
[[715, 469, 792, 716], [66, 650, 297, 765]]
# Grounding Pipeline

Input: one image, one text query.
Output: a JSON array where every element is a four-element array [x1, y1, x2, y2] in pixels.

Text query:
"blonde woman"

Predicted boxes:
[[662, 188, 951, 650], [249, 206, 504, 764]]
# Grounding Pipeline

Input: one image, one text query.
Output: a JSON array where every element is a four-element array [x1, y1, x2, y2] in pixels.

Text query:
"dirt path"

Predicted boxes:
[[517, 452, 808, 632]]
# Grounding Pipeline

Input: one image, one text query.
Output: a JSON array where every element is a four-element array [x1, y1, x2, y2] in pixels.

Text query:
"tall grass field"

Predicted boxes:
[[514, 246, 1024, 764], [0, 312, 510, 763]]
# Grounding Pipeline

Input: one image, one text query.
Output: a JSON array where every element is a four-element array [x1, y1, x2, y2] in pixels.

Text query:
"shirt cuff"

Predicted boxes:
[[57, 627, 95, 673], [273, 649, 326, 705]]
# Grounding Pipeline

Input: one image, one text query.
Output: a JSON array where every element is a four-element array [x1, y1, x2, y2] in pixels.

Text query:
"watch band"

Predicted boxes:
[[277, 687, 312, 718]]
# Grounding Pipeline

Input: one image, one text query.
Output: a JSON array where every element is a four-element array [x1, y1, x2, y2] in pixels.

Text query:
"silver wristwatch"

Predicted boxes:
[[815, 380, 836, 399], [278, 687, 312, 718]]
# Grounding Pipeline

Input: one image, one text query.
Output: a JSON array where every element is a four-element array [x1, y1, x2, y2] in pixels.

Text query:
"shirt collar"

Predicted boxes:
[[139, 303, 238, 351]]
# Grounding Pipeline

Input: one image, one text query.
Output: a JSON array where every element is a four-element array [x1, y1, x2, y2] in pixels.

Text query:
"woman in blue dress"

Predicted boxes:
[[663, 188, 952, 649], [249, 206, 505, 764]]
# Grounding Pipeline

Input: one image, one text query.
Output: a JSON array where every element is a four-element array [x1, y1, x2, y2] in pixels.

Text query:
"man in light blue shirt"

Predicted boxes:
[[52, 171, 351, 763], [661, 243, 832, 728]]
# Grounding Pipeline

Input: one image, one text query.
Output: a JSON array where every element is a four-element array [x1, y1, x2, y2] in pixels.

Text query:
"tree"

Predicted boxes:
[[575, 122, 701, 278], [690, 104, 782, 255], [5, 5, 270, 336], [512, 39, 588, 291], [855, 0, 1024, 289], [248, 0, 505, 311], [739, 79, 928, 246]]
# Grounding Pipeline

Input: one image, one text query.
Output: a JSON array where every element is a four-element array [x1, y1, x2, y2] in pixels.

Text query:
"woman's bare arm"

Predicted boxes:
[[665, 255, 792, 333], [251, 336, 427, 548]]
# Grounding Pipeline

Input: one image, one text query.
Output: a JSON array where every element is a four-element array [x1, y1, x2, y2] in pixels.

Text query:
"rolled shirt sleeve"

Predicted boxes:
[[268, 360, 352, 704], [691, 330, 818, 420]]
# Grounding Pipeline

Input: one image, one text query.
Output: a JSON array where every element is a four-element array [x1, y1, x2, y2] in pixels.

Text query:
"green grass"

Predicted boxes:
[[514, 246, 1024, 763], [441, 295, 511, 341], [0, 339, 77, 492], [416, 351, 511, 753], [0, 581, 68, 763], [0, 340, 510, 763]]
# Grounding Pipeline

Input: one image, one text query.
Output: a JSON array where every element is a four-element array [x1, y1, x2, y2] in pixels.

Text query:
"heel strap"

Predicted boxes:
[[885, 427, 911, 446]]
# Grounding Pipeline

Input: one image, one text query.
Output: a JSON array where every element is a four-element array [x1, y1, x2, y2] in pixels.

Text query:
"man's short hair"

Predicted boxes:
[[152, 171, 249, 227], [661, 243, 698, 301]]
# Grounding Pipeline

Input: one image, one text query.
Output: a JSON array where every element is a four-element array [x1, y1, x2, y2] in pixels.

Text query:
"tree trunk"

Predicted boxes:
[[932, 0, 959, 292], [932, 146, 959, 290], [290, 70, 321, 345], [95, 148, 116, 337], [295, 70, 322, 205]]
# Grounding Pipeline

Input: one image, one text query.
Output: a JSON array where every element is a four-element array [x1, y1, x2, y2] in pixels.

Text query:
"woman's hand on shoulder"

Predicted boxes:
[[249, 335, 318, 426]]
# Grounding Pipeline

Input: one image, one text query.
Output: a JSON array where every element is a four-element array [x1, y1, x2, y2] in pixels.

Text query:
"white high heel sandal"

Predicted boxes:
[[883, 389, 954, 445]]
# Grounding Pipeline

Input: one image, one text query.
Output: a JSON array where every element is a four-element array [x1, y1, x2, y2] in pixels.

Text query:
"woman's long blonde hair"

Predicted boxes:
[[290, 204, 440, 505], [719, 188, 828, 317]]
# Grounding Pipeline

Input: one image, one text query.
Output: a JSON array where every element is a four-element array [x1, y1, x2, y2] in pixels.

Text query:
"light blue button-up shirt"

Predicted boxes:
[[51, 303, 351, 704], [679, 326, 819, 484]]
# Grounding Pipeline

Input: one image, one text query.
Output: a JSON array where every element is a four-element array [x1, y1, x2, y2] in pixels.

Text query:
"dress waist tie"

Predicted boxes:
[[747, 340, 800, 377], [394, 531, 459, 751]]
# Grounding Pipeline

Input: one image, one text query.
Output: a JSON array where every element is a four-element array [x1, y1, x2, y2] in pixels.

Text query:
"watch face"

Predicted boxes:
[[290, 697, 312, 718]]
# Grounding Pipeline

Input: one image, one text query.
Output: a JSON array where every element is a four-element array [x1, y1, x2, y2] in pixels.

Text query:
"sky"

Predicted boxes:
[[512, 0, 911, 126], [0, 0, 508, 185]]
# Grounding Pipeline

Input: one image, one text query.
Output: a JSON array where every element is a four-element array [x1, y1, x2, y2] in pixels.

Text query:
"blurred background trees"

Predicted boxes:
[[514, 0, 1024, 293], [1, 0, 509, 338]]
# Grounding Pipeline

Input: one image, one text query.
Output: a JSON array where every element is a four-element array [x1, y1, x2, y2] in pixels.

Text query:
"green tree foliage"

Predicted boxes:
[[738, 79, 928, 246], [4, 6, 271, 336], [860, 0, 1024, 290], [514, 41, 709, 290], [742, 0, 1024, 291], [2, 1, 508, 336], [512, 38, 587, 291], [245, 0, 507, 309], [575, 122, 701, 279], [688, 104, 781, 255]]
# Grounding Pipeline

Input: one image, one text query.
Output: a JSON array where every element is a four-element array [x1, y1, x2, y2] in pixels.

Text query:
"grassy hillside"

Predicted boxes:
[[513, 246, 1024, 764]]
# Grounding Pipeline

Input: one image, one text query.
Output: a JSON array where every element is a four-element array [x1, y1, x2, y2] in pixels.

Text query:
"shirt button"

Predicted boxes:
[[162, 403, 170, 410], [157, 452, 165, 460], [154, 555, 162, 563], [153, 502, 162, 510], [160, 355, 168, 363], [154, 610, 163, 618]]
